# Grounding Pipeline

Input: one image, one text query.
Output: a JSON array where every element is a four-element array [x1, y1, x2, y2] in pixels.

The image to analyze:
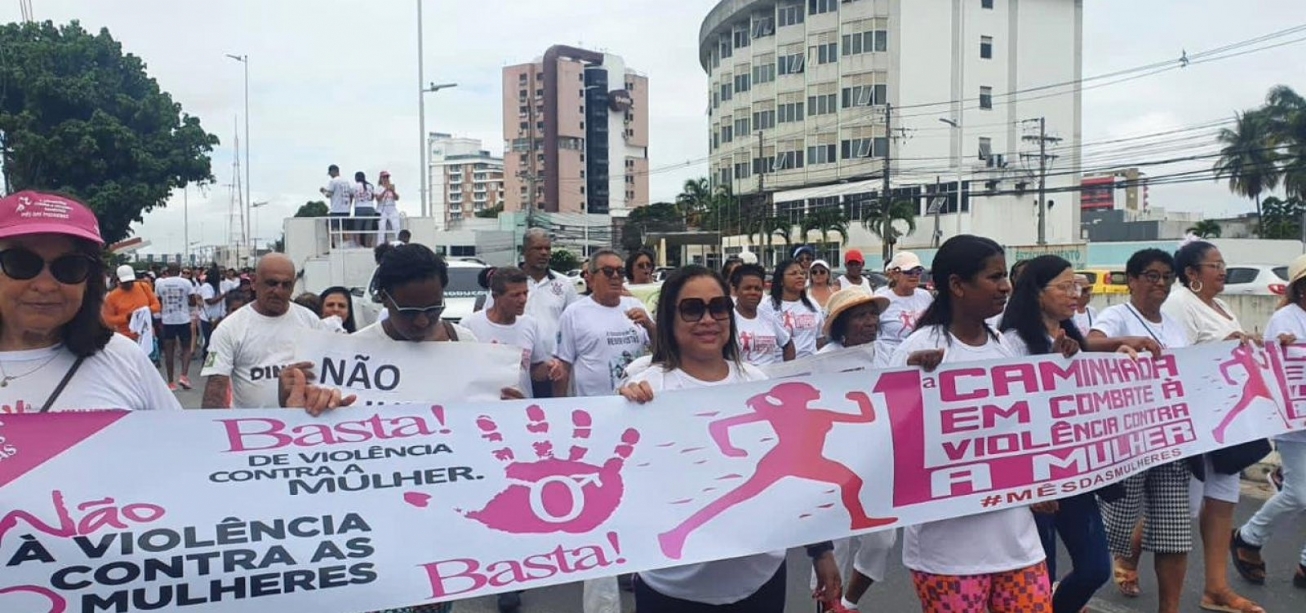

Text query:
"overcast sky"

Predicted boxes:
[[9, 0, 1306, 254]]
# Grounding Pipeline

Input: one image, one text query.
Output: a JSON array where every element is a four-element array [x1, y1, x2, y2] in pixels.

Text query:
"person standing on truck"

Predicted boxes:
[[375, 171, 401, 245], [352, 171, 378, 249], [320, 164, 354, 248]]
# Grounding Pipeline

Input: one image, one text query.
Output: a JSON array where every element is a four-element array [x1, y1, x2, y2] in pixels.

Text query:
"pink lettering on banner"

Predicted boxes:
[[420, 532, 624, 598], [655, 382, 896, 560], [458, 407, 639, 534], [1274, 344, 1306, 426], [0, 411, 128, 489], [0, 490, 165, 547], [0, 584, 66, 613], [218, 406, 452, 452]]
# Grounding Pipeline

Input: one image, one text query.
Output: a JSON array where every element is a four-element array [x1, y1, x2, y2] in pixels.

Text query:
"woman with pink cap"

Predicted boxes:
[[0, 191, 180, 412]]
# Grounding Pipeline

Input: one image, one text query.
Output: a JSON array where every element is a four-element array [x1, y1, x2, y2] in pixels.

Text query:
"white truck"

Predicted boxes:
[[282, 216, 487, 326]]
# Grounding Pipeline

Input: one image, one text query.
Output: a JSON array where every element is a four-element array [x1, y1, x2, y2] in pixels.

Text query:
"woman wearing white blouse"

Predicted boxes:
[[1161, 240, 1264, 613]]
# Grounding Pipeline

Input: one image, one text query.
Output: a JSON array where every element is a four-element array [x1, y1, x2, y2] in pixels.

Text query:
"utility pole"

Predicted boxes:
[[755, 130, 765, 262], [882, 102, 893, 260], [1022, 117, 1061, 246]]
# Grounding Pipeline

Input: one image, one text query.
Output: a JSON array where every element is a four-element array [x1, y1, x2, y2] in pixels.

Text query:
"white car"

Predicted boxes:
[[1222, 264, 1289, 296], [354, 260, 489, 326]]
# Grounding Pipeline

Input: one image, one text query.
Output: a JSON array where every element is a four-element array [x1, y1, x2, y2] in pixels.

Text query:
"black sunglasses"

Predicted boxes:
[[382, 290, 445, 320], [0, 248, 96, 284], [678, 296, 732, 323], [597, 266, 626, 279]]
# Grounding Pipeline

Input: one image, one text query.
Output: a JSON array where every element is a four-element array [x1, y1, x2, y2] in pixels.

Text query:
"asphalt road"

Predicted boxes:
[[172, 369, 1305, 613]]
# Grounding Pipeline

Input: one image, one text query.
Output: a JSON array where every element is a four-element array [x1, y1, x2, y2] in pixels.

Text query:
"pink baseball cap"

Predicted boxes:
[[0, 191, 104, 245]]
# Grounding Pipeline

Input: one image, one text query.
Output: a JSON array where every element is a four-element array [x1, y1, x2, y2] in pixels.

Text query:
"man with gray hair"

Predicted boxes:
[[462, 267, 554, 398], [551, 248, 653, 397]]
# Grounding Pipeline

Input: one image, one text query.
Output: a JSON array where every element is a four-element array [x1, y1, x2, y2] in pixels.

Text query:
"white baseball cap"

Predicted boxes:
[[886, 251, 923, 272], [116, 264, 136, 282], [738, 250, 758, 265]]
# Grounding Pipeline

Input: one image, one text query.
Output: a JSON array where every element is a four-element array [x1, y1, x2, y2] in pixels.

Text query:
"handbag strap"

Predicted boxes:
[[40, 356, 87, 413]]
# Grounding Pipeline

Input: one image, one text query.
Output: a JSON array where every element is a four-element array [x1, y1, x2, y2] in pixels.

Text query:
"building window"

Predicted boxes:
[[734, 28, 750, 49], [735, 73, 751, 93], [753, 154, 776, 175], [778, 2, 805, 27], [753, 109, 777, 131], [734, 116, 751, 136], [753, 15, 776, 38], [778, 101, 805, 123], [773, 149, 804, 171], [982, 0, 994, 8], [979, 86, 993, 110], [813, 42, 838, 64], [840, 137, 889, 159], [722, 125, 734, 143], [842, 29, 889, 56], [518, 73, 527, 82], [778, 53, 805, 75], [753, 63, 776, 84], [980, 35, 993, 59], [734, 162, 752, 179], [809, 0, 837, 15], [807, 93, 837, 115], [978, 137, 992, 160], [807, 144, 836, 165], [841, 84, 886, 108], [720, 38, 733, 59], [721, 82, 733, 102]]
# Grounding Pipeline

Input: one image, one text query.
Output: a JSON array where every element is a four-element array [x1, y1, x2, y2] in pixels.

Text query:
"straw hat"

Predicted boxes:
[[823, 287, 891, 337]]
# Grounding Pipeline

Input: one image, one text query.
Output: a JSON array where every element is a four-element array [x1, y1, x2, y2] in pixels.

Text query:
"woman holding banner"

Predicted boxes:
[[618, 265, 842, 613], [0, 191, 181, 413], [1163, 240, 1265, 613], [890, 235, 1052, 613], [1232, 253, 1306, 590], [999, 255, 1112, 613]]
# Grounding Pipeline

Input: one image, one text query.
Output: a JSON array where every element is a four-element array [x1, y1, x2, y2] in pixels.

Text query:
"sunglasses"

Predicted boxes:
[[382, 290, 445, 320], [0, 249, 96, 284], [899, 267, 925, 276], [597, 266, 626, 279], [678, 296, 732, 323]]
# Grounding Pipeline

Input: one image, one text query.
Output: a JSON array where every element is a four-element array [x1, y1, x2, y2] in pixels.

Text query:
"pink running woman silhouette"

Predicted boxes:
[[1213, 342, 1285, 444], [658, 381, 897, 559]]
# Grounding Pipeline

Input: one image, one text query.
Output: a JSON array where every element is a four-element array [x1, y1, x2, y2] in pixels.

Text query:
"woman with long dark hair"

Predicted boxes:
[[197, 265, 225, 362], [763, 259, 824, 358], [318, 286, 357, 333], [999, 255, 1111, 613], [617, 265, 840, 613], [891, 235, 1050, 613], [352, 171, 378, 247], [626, 248, 656, 284]]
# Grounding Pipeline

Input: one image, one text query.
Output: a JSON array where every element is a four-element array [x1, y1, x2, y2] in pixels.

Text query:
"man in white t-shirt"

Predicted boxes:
[[154, 263, 198, 391], [462, 267, 552, 398], [553, 249, 653, 398], [320, 164, 354, 247], [836, 248, 874, 292], [202, 253, 335, 409]]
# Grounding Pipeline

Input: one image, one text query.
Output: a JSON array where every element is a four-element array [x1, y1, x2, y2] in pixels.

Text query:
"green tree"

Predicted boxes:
[[622, 202, 684, 252], [1260, 195, 1305, 240], [295, 200, 329, 217], [801, 207, 850, 246], [0, 21, 218, 244], [1213, 110, 1280, 236], [1265, 85, 1306, 200], [475, 204, 503, 218], [549, 248, 581, 272], [675, 177, 712, 228], [862, 199, 918, 260], [1186, 219, 1223, 239]]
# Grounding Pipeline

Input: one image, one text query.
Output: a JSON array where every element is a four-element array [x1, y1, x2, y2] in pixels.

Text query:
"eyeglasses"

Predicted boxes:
[[0, 249, 95, 284], [899, 267, 925, 276], [597, 266, 625, 279], [382, 290, 445, 320], [812, 268, 829, 275], [678, 296, 732, 322], [1045, 281, 1082, 297], [1137, 271, 1176, 285], [1199, 262, 1228, 273]]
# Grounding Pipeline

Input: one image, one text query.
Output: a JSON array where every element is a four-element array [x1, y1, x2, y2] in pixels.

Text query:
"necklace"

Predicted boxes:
[[0, 352, 62, 387]]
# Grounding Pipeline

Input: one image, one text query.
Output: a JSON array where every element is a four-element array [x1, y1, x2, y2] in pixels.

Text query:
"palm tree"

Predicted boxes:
[[1213, 110, 1281, 235], [862, 199, 918, 260], [676, 177, 713, 228], [1186, 219, 1222, 239], [1265, 85, 1306, 200], [801, 207, 850, 247]]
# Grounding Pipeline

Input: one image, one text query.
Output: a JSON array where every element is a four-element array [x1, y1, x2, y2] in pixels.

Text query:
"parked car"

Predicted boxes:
[[354, 259, 489, 326], [1222, 264, 1289, 296], [1077, 269, 1130, 295]]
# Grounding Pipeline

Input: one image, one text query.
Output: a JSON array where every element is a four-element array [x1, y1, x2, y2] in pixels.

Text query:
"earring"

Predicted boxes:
[[1191, 280, 1204, 294]]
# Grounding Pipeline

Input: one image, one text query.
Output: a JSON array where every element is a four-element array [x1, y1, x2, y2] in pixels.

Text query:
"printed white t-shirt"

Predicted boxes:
[[324, 176, 354, 214], [202, 303, 337, 408], [376, 185, 398, 213], [1162, 286, 1243, 345], [555, 296, 650, 397], [889, 325, 1046, 575], [1263, 305, 1306, 443], [353, 182, 376, 211], [1090, 304, 1190, 351], [761, 299, 824, 358], [154, 276, 195, 326], [0, 335, 181, 412], [353, 320, 478, 343], [198, 284, 224, 321], [734, 308, 792, 366], [1071, 306, 1098, 338], [875, 287, 934, 348], [629, 362, 786, 605], [837, 274, 874, 292], [461, 310, 548, 398], [484, 272, 582, 356]]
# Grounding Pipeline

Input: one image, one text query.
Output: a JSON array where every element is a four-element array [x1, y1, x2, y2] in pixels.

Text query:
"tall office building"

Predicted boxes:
[[428, 133, 505, 229], [502, 46, 650, 217]]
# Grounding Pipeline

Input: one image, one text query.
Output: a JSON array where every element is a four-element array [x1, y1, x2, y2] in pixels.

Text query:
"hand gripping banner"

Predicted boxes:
[[1, 341, 1304, 613]]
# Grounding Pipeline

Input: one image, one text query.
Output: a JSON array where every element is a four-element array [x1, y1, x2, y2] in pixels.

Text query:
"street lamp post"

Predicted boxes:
[[418, 82, 457, 219], [938, 117, 964, 237], [225, 53, 251, 255], [251, 201, 269, 252]]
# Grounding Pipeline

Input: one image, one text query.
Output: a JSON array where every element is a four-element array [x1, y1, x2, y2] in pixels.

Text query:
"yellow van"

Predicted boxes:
[[1077, 269, 1130, 295]]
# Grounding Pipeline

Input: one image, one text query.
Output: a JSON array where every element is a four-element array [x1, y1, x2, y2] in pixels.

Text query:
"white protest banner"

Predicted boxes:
[[760, 344, 880, 379], [2, 342, 1305, 613], [294, 330, 522, 404]]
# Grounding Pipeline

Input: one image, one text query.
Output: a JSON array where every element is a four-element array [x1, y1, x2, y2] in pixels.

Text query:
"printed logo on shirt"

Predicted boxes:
[[248, 364, 287, 381], [782, 310, 817, 333], [606, 329, 641, 347], [899, 310, 921, 335], [204, 352, 217, 368], [739, 331, 777, 355]]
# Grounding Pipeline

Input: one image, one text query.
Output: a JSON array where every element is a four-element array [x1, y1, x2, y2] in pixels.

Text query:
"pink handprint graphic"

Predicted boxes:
[[658, 382, 897, 559], [463, 405, 640, 534]]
